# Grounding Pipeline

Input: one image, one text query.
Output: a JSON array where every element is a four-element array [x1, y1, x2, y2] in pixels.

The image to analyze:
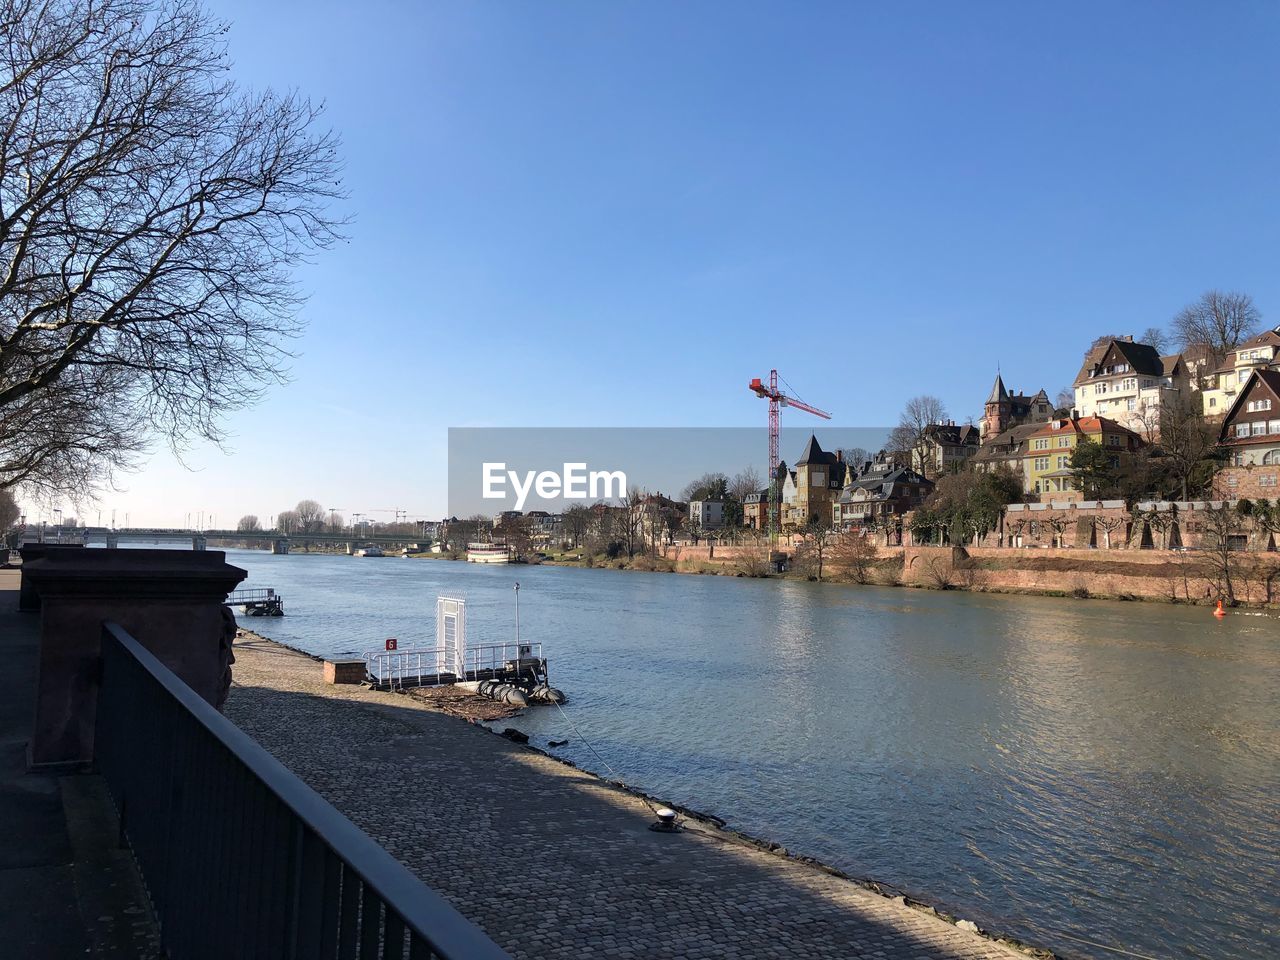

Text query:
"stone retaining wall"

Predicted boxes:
[[903, 544, 1280, 604]]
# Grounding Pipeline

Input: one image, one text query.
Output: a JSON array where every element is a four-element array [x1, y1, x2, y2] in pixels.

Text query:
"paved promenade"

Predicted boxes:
[[227, 637, 1032, 960]]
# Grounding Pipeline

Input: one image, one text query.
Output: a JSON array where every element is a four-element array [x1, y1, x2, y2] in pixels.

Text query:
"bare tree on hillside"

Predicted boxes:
[[894, 395, 947, 477], [1156, 399, 1225, 501], [0, 0, 346, 496], [1140, 326, 1169, 353], [837, 448, 872, 470], [1173, 291, 1262, 360]]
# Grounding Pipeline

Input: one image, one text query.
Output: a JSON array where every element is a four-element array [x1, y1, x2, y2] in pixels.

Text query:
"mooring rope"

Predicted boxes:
[[1041, 930, 1165, 960], [551, 698, 663, 818]]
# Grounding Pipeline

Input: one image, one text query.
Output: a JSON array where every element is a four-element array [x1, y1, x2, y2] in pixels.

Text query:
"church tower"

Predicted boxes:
[[982, 373, 1010, 440]]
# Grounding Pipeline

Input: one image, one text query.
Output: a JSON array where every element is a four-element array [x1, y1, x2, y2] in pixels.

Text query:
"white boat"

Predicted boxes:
[[354, 545, 384, 557], [466, 542, 510, 564]]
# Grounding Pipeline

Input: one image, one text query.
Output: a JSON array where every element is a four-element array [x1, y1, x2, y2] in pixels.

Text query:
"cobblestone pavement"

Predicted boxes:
[[226, 638, 1031, 960]]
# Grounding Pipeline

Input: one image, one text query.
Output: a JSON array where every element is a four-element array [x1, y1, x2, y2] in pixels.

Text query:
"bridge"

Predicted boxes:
[[24, 527, 431, 555]]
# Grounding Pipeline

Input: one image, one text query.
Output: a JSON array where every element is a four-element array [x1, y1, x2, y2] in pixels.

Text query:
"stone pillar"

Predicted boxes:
[[105, 535, 119, 549], [18, 543, 85, 611], [24, 548, 247, 769], [192, 535, 207, 551], [346, 542, 355, 555], [272, 539, 290, 555]]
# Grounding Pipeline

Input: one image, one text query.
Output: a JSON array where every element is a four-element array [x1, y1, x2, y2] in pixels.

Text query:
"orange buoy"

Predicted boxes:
[[1213, 599, 1226, 618]]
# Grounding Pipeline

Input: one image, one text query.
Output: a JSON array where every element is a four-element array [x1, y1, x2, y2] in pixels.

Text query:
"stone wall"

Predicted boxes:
[[1212, 465, 1280, 500], [994, 500, 1270, 552], [903, 544, 1280, 605]]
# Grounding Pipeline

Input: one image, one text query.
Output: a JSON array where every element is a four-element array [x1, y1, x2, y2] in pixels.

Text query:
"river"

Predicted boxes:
[[223, 549, 1279, 960]]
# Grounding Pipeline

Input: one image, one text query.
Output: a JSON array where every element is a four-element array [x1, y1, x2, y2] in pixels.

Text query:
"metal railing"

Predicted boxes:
[[365, 642, 543, 689], [227, 588, 277, 604], [465, 641, 543, 681], [96, 622, 509, 960], [365, 646, 462, 688]]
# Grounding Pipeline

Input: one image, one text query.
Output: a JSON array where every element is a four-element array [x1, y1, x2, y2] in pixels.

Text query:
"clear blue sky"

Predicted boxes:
[[46, 1, 1280, 526]]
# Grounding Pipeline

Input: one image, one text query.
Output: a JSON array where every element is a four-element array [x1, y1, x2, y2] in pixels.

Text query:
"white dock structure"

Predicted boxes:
[[364, 595, 549, 691]]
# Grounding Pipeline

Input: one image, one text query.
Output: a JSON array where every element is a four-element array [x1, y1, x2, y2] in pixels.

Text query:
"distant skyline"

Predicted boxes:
[[25, 0, 1280, 525]]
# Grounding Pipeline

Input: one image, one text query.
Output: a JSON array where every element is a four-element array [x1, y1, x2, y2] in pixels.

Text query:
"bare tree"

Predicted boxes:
[[236, 514, 260, 532], [1140, 326, 1169, 353], [896, 395, 947, 477], [1172, 291, 1262, 360], [681, 472, 727, 502], [728, 466, 762, 502], [0, 367, 145, 494], [734, 535, 773, 577], [561, 504, 590, 548], [0, 0, 345, 495], [837, 448, 871, 470], [793, 519, 831, 580], [829, 530, 877, 584], [1054, 387, 1075, 413], [618, 487, 645, 558], [295, 500, 325, 533], [1199, 503, 1242, 603], [1156, 397, 1224, 500], [0, 487, 19, 532], [276, 509, 300, 534], [1094, 514, 1125, 549]]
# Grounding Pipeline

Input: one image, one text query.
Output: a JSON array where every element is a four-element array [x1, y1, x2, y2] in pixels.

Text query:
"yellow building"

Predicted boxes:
[[1024, 416, 1142, 499], [1199, 327, 1280, 419], [781, 435, 847, 528]]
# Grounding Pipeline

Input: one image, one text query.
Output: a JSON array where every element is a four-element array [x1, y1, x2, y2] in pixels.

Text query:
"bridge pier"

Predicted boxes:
[[345, 542, 355, 555], [105, 536, 119, 549], [192, 536, 207, 551], [272, 539, 290, 555]]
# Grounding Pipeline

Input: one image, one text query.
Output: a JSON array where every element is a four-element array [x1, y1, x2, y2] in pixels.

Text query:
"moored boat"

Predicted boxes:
[[466, 541, 510, 563]]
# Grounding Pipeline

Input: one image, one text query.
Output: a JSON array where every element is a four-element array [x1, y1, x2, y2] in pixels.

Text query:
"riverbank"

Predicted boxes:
[[225, 633, 1047, 960], [410, 544, 1280, 609]]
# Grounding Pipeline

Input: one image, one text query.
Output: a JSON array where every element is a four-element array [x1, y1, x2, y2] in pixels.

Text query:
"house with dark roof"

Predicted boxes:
[[1071, 336, 1191, 437], [1217, 368, 1280, 466], [1212, 368, 1280, 500], [980, 374, 1054, 441], [915, 420, 981, 476], [834, 465, 932, 538]]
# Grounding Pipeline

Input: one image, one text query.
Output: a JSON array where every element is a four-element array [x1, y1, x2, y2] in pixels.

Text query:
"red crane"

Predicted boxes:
[[748, 370, 831, 542]]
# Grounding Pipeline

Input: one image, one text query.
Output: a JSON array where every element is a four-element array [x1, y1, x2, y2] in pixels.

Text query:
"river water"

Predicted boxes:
[[223, 549, 1278, 960]]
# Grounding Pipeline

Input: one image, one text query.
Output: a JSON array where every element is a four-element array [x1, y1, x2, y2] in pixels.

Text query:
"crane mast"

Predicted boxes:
[[748, 370, 831, 544]]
